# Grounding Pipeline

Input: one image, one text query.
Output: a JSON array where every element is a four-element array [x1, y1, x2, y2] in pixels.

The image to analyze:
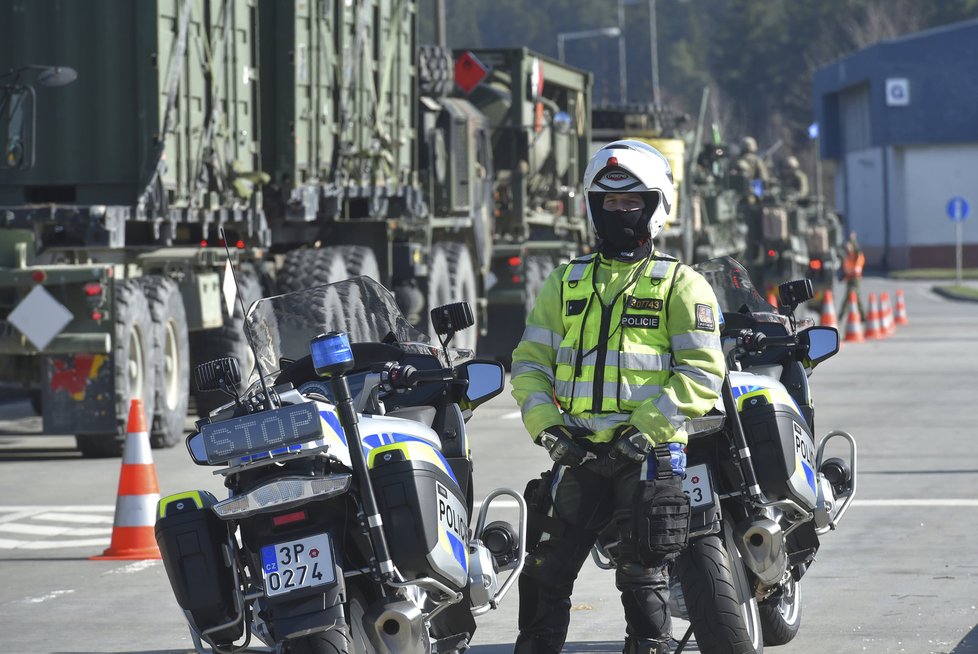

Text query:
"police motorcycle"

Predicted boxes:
[[591, 257, 857, 654], [155, 275, 527, 654]]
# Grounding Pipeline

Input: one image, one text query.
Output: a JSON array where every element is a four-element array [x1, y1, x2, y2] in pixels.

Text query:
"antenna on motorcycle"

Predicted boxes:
[[430, 302, 474, 363], [219, 228, 275, 411]]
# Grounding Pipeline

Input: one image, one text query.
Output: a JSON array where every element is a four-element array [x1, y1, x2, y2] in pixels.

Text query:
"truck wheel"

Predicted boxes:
[[278, 247, 348, 293], [440, 242, 479, 351], [190, 271, 262, 418], [76, 280, 156, 458], [427, 245, 453, 342], [337, 245, 381, 283], [141, 277, 190, 449], [524, 256, 554, 314]]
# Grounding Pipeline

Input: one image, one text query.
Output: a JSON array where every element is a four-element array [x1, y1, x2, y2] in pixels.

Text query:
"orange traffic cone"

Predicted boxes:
[[91, 399, 161, 560], [820, 289, 838, 328], [880, 292, 895, 335], [894, 289, 909, 325], [843, 291, 865, 343], [864, 292, 883, 340]]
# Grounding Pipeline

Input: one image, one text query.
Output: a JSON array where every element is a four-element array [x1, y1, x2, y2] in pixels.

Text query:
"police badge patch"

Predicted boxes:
[[695, 303, 715, 331]]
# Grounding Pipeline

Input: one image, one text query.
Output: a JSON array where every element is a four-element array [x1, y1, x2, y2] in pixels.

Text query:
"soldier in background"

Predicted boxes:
[[780, 155, 809, 198], [736, 136, 769, 184]]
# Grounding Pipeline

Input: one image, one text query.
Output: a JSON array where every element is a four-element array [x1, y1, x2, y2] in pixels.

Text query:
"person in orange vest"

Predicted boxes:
[[842, 231, 866, 318]]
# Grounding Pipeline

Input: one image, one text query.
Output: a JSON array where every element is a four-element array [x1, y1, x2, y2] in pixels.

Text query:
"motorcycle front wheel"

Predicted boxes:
[[675, 517, 763, 654], [759, 575, 801, 645]]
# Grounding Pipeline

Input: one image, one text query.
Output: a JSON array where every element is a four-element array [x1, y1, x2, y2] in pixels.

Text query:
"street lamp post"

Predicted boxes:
[[557, 27, 623, 99]]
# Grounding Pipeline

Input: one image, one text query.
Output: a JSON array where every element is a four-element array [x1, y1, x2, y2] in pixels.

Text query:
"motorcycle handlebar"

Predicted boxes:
[[739, 330, 797, 351], [385, 363, 455, 389]]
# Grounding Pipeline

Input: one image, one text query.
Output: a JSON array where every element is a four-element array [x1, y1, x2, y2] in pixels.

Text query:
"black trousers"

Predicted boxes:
[[514, 455, 673, 653]]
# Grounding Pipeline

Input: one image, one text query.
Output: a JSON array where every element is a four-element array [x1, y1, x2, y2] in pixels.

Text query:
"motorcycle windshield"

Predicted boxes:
[[692, 256, 773, 315], [245, 276, 429, 378]]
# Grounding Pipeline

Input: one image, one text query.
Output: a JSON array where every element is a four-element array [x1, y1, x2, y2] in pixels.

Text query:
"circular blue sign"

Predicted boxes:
[[947, 197, 970, 222]]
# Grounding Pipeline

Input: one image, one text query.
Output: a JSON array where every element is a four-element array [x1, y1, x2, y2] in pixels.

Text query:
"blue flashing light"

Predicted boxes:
[[311, 331, 353, 377]]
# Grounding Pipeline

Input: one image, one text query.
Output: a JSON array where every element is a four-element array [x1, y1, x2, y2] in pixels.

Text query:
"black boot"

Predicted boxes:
[[623, 636, 672, 654], [514, 636, 562, 654]]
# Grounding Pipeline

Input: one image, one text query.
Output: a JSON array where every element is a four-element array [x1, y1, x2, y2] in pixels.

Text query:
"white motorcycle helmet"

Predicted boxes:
[[583, 140, 675, 242]]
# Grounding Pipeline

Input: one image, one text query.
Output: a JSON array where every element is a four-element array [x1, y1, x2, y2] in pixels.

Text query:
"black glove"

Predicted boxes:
[[610, 424, 653, 462], [537, 425, 592, 467]]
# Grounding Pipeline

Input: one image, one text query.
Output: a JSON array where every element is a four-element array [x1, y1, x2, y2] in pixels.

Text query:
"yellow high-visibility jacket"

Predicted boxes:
[[511, 252, 725, 446]]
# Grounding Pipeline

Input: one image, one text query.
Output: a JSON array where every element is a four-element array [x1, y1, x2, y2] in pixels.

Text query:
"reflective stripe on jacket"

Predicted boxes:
[[511, 252, 725, 446]]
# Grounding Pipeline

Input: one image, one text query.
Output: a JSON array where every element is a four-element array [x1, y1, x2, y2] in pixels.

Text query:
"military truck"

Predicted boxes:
[[591, 104, 746, 265], [456, 49, 592, 365], [0, 0, 591, 454]]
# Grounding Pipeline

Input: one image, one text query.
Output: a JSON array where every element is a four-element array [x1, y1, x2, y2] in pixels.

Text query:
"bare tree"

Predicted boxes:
[[843, 0, 926, 49]]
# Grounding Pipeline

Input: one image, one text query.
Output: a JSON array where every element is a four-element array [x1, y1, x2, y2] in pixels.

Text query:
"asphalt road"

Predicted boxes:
[[0, 277, 976, 653]]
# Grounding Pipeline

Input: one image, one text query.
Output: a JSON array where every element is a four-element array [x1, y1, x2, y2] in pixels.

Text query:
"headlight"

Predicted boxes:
[[212, 474, 352, 519]]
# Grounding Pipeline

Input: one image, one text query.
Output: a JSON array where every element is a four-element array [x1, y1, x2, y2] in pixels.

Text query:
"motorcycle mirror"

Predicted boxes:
[[800, 326, 839, 366], [458, 359, 505, 408], [185, 431, 218, 466]]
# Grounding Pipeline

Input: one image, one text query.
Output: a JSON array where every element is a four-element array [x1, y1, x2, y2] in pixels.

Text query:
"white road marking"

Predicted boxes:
[[853, 499, 978, 507], [0, 523, 111, 536], [104, 560, 160, 575], [33, 512, 114, 524], [501, 411, 522, 419], [473, 498, 978, 510], [0, 538, 109, 550], [23, 589, 75, 604]]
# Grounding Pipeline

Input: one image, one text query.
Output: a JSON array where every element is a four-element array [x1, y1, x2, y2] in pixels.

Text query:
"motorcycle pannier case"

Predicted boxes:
[[155, 490, 243, 643], [738, 397, 818, 511], [369, 442, 469, 590]]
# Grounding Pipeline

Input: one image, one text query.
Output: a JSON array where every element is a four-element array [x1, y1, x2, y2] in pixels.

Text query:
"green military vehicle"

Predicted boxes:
[[591, 104, 747, 265], [0, 0, 592, 454]]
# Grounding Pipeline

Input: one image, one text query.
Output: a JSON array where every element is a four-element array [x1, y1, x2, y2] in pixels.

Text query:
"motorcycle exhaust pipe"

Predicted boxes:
[[363, 598, 425, 654], [734, 516, 788, 586]]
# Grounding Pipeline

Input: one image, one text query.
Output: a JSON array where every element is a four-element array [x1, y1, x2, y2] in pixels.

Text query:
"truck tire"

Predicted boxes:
[[76, 279, 156, 458], [278, 247, 348, 293], [336, 245, 382, 283], [675, 517, 764, 654], [524, 256, 554, 314], [419, 44, 452, 98], [427, 245, 453, 342], [439, 242, 479, 351], [141, 276, 190, 449], [190, 271, 262, 418]]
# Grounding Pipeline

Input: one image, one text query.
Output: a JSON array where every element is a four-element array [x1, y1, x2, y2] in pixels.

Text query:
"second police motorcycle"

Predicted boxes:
[[155, 275, 526, 653], [589, 257, 857, 654]]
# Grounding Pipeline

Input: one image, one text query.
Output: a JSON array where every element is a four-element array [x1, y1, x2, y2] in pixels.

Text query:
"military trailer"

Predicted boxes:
[[0, 0, 267, 456], [459, 49, 593, 364], [0, 0, 594, 453]]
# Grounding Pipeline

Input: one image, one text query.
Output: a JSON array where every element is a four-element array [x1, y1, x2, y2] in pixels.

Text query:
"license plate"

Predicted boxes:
[[260, 533, 335, 598], [683, 464, 714, 509]]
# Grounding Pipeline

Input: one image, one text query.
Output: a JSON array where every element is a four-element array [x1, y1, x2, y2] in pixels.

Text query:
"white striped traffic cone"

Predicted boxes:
[[90, 399, 161, 560]]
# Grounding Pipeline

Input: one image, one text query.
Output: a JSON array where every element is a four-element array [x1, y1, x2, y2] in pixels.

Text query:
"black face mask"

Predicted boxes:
[[595, 208, 652, 261]]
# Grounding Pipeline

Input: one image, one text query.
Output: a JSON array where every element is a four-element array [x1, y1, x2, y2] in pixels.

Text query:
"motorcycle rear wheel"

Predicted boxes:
[[676, 517, 764, 654], [759, 575, 801, 645]]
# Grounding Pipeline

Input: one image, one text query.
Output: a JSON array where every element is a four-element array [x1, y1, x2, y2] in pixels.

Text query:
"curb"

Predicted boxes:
[[931, 286, 978, 303]]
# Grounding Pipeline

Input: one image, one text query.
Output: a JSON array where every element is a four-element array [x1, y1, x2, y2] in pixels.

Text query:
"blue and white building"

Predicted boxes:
[[813, 19, 978, 269]]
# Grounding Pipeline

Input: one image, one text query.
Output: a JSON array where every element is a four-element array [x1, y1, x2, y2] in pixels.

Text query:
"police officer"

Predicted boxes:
[[510, 140, 725, 654]]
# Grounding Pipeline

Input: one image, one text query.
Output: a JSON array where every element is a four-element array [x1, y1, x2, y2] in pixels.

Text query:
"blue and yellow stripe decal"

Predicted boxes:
[[732, 384, 803, 419], [365, 439, 458, 484]]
